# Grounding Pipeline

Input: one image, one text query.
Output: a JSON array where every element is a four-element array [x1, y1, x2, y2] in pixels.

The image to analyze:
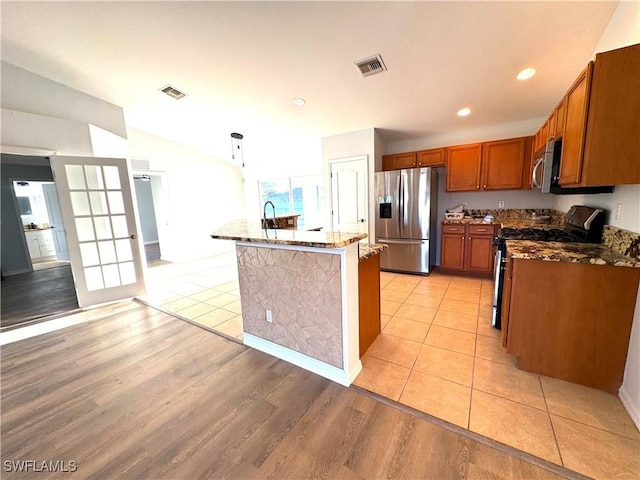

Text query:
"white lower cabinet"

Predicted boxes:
[[25, 229, 57, 261]]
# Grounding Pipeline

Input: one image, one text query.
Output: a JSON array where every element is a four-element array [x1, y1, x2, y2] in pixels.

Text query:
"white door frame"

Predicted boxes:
[[329, 155, 369, 235]]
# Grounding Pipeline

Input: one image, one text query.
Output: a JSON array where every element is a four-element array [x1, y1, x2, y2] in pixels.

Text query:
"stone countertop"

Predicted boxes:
[[443, 218, 563, 230], [358, 243, 387, 261], [442, 218, 498, 226], [24, 227, 53, 232], [212, 220, 366, 248], [499, 219, 564, 230], [506, 240, 640, 268]]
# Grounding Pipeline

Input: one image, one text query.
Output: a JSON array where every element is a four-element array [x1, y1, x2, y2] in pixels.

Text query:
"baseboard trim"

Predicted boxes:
[[243, 333, 361, 387], [619, 385, 640, 430], [2, 268, 32, 276]]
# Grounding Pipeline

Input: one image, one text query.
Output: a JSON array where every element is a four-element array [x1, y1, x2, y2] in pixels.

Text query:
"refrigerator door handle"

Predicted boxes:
[[397, 174, 402, 236]]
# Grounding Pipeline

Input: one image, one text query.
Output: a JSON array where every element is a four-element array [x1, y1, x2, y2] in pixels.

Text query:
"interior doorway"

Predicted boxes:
[[133, 172, 170, 267], [13, 180, 70, 271], [1, 154, 79, 329]]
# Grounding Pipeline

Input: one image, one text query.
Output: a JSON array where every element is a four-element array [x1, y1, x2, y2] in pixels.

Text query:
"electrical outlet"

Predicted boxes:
[[498, 201, 505, 208], [615, 202, 622, 220], [266, 309, 273, 323]]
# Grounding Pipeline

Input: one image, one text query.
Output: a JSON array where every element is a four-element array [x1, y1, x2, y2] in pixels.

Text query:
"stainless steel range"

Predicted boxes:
[[492, 205, 606, 329]]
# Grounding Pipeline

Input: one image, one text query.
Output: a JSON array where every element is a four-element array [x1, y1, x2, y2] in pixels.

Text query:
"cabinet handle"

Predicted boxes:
[[461, 236, 464, 239], [483, 184, 487, 188], [476, 228, 486, 232]]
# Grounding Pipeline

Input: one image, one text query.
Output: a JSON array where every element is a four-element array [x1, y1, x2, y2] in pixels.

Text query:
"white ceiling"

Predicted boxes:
[[0, 1, 618, 170]]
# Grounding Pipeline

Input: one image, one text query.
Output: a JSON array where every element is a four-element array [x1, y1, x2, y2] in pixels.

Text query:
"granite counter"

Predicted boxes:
[[212, 220, 366, 248], [506, 240, 640, 268], [359, 243, 387, 261]]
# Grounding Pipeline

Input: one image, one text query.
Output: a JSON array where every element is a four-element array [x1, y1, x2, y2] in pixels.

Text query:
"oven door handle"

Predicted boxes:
[[493, 248, 502, 302]]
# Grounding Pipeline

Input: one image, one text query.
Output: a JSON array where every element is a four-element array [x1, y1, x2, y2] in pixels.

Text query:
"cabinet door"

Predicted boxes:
[[481, 137, 526, 190], [559, 63, 593, 186], [417, 148, 445, 167], [554, 99, 565, 138], [465, 234, 495, 274], [582, 44, 640, 186], [445, 144, 482, 192], [26, 235, 41, 259], [393, 152, 417, 169], [381, 154, 394, 171], [440, 233, 466, 270]]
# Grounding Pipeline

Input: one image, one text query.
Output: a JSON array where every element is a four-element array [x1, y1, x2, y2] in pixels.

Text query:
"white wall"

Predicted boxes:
[[322, 128, 378, 242], [557, 0, 640, 426], [1, 109, 94, 156], [1, 61, 127, 139], [127, 128, 245, 262]]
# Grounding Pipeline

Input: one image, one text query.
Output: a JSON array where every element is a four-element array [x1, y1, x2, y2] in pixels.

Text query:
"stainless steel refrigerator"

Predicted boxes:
[[375, 168, 438, 274]]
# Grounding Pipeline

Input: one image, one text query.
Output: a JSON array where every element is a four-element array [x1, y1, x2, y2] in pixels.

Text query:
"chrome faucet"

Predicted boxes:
[[263, 201, 276, 229]]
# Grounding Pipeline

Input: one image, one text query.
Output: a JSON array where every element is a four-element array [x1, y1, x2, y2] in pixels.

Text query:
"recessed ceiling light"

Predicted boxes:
[[457, 108, 471, 117], [517, 67, 537, 80], [293, 98, 306, 106]]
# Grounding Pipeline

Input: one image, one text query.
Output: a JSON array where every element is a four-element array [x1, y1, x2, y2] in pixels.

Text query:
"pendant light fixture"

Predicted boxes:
[[230, 132, 244, 167]]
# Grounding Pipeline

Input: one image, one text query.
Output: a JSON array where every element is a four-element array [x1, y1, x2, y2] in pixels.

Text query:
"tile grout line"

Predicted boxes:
[[539, 375, 566, 468]]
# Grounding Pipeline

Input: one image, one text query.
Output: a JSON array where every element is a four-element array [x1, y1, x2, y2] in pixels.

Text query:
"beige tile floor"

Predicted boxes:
[[139, 251, 244, 341], [354, 270, 640, 479]]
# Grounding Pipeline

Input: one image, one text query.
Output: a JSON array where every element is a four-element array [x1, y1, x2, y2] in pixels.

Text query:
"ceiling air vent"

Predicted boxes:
[[354, 54, 387, 77], [159, 84, 187, 100]]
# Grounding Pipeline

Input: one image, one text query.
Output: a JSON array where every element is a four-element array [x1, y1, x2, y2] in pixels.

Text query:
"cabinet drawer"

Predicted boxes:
[[468, 225, 495, 235], [39, 245, 57, 257], [442, 225, 465, 234]]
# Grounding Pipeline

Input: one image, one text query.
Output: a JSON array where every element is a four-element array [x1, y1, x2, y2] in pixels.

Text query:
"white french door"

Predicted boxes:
[[50, 156, 146, 307]]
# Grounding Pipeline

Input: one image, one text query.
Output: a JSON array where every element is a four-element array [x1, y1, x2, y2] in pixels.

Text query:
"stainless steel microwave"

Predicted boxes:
[[531, 139, 614, 195]]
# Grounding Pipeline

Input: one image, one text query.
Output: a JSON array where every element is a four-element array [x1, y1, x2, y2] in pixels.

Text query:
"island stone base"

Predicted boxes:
[[236, 241, 362, 386]]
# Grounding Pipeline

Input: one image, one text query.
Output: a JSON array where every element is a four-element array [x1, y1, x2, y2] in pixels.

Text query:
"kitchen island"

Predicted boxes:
[[211, 220, 375, 386]]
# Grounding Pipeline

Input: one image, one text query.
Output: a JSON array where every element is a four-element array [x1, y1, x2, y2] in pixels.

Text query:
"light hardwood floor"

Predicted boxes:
[[1, 301, 575, 479]]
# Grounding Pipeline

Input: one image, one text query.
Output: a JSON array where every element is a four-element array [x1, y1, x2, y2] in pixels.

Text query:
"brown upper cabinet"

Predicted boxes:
[[382, 148, 445, 171], [533, 43, 640, 187], [417, 148, 446, 167], [481, 137, 529, 190], [445, 143, 482, 191], [558, 63, 592, 186], [446, 137, 531, 192], [382, 152, 417, 171]]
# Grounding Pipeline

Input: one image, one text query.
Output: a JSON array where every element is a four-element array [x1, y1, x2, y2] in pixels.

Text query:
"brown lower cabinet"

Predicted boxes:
[[501, 258, 640, 393], [440, 223, 497, 275], [358, 253, 381, 357]]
